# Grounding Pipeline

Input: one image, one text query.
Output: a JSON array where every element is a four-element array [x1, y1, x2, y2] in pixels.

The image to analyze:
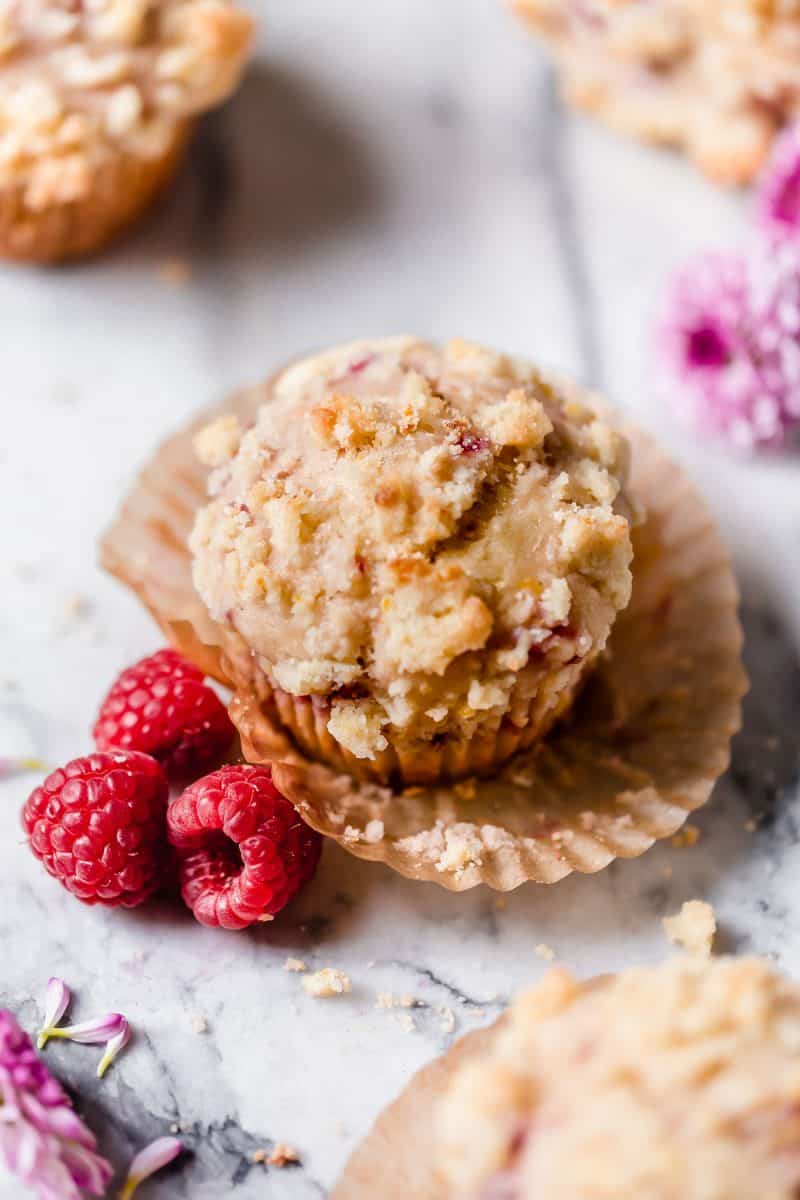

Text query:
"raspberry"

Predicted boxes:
[[93, 648, 234, 779], [22, 751, 170, 908], [167, 765, 322, 930]]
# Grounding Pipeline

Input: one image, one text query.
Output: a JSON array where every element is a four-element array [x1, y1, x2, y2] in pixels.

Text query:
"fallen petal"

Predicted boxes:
[[120, 1137, 183, 1199], [97, 1017, 130, 1079], [37, 978, 71, 1049], [50, 1013, 126, 1045]]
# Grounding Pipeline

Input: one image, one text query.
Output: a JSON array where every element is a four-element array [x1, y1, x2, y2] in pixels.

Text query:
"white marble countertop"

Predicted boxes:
[[1, 1, 799, 1196]]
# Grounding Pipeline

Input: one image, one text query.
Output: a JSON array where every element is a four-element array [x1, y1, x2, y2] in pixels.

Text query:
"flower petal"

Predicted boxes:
[[120, 1137, 183, 1199], [37, 978, 71, 1049], [51, 1013, 126, 1045], [97, 1017, 130, 1079]]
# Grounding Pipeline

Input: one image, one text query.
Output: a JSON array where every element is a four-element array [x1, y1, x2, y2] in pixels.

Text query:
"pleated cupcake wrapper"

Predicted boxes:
[[331, 1021, 501, 1200], [101, 375, 747, 892], [332, 979, 612, 1200]]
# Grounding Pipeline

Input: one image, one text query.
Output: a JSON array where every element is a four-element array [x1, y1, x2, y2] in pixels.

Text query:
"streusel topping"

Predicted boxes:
[[439, 957, 800, 1199], [191, 337, 634, 761], [0, 0, 253, 205]]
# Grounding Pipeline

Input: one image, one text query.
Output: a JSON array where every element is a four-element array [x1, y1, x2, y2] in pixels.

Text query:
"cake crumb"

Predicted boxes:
[[268, 1143, 300, 1167], [189, 1013, 208, 1034], [252, 1149, 267, 1164], [157, 257, 192, 287], [170, 1123, 180, 1135], [364, 819, 384, 844], [663, 900, 716, 958], [302, 968, 352, 998], [744, 818, 758, 833], [536, 943, 556, 962], [376, 992, 417, 1010], [395, 1012, 416, 1033], [494, 897, 507, 911], [671, 824, 700, 849], [285, 957, 308, 973]]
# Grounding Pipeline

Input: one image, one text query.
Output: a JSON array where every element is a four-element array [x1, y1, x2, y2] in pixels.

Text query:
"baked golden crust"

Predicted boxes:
[[439, 957, 800, 1199], [0, 0, 254, 261], [190, 337, 636, 784], [513, 0, 800, 183]]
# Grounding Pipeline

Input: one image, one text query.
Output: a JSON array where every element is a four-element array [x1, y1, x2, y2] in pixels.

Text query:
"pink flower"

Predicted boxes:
[[0, 1009, 112, 1199], [120, 1137, 183, 1200], [756, 123, 800, 241], [656, 247, 800, 450]]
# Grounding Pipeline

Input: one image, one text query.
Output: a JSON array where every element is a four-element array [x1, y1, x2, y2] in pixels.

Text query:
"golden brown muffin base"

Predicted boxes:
[[0, 121, 192, 263], [100, 373, 746, 891]]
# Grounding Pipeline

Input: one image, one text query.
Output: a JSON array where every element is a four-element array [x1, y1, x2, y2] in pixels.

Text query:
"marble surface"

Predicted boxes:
[[1, 1, 800, 1196]]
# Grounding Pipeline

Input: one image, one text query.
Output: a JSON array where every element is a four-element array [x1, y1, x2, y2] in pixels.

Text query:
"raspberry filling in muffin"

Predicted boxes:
[[439, 957, 800, 1200], [190, 337, 636, 783], [514, 0, 800, 184]]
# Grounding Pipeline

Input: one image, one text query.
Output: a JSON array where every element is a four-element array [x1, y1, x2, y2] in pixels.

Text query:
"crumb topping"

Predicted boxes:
[[191, 337, 635, 762], [301, 967, 352, 999], [663, 898, 716, 957], [514, 0, 800, 183], [0, 0, 253, 203], [439, 956, 800, 1199]]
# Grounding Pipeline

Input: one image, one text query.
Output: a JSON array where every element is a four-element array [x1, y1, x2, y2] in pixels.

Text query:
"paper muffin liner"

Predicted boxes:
[[331, 1020, 501, 1200], [0, 122, 192, 263], [101, 377, 747, 892], [218, 645, 592, 786]]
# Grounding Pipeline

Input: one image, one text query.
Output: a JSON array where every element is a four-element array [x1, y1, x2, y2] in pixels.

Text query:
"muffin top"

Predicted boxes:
[[190, 337, 634, 760], [439, 956, 800, 1199], [0, 1, 253, 203]]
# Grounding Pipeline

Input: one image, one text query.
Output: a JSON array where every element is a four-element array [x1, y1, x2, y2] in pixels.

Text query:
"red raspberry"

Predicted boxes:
[[22, 751, 169, 908], [167, 765, 322, 930], [93, 648, 234, 780]]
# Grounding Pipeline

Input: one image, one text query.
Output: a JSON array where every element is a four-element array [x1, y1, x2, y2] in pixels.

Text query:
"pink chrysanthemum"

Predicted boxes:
[[0, 1010, 112, 1200], [657, 247, 800, 450], [756, 123, 800, 241]]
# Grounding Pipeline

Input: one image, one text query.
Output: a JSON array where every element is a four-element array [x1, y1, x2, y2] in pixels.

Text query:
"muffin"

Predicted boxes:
[[190, 336, 636, 786], [512, 0, 800, 184], [438, 956, 800, 1199], [0, 0, 254, 262]]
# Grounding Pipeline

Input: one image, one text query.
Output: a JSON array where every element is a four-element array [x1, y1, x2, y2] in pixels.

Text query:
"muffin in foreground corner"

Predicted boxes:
[[512, 0, 800, 185], [0, 0, 254, 263], [438, 956, 800, 1199], [190, 336, 636, 786]]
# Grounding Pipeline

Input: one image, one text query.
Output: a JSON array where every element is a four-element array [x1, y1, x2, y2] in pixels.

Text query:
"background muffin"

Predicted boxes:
[[191, 336, 635, 785], [0, 0, 254, 262], [512, 0, 800, 184], [439, 957, 800, 1199]]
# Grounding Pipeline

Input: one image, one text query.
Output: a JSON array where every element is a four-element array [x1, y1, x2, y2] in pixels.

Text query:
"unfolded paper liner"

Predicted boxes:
[[331, 1020, 501, 1200], [101, 377, 747, 892]]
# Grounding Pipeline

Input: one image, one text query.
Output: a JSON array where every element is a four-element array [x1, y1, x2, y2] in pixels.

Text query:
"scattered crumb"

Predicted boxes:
[[268, 1143, 300, 1167], [438, 1006, 456, 1034], [285, 957, 308, 973], [170, 1123, 180, 1135], [364, 818, 385, 843], [257, 913, 274, 923], [535, 943, 556, 962], [252, 1149, 267, 1164], [157, 256, 192, 287], [395, 1012, 416, 1033], [190, 1013, 208, 1034], [376, 992, 417, 1010], [663, 899, 716, 958], [467, 1008, 486, 1019], [744, 818, 758, 833], [63, 593, 90, 620], [671, 824, 700, 849], [494, 897, 507, 911], [302, 968, 352, 998]]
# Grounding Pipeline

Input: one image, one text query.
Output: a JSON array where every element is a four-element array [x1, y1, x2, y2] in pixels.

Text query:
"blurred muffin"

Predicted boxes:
[[190, 336, 635, 785], [512, 0, 800, 184], [439, 956, 800, 1199], [0, 0, 254, 262]]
